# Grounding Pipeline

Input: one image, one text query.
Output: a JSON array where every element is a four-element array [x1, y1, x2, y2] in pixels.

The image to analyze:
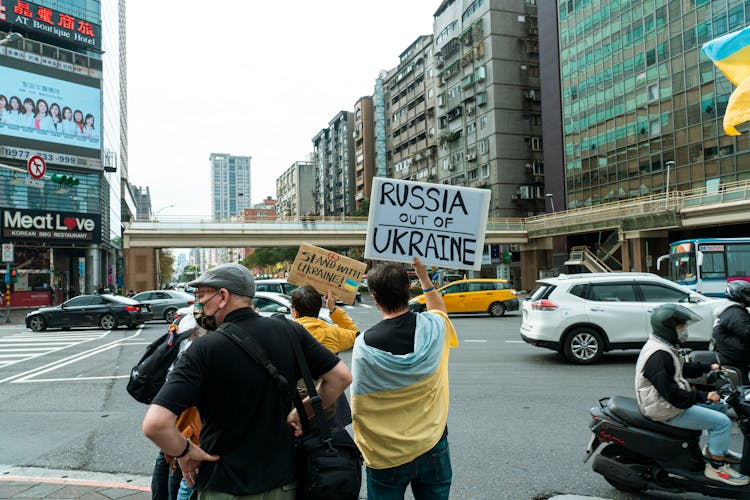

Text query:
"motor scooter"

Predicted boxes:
[[685, 349, 744, 393], [584, 371, 750, 499]]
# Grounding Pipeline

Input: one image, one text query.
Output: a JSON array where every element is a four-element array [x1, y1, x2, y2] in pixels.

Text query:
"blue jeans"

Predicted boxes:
[[176, 479, 192, 500], [152, 451, 182, 500], [665, 404, 732, 457], [366, 430, 451, 500]]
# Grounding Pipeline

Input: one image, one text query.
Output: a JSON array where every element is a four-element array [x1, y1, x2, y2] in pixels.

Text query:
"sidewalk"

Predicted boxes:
[[0, 466, 611, 499], [0, 466, 151, 499], [0, 307, 35, 327]]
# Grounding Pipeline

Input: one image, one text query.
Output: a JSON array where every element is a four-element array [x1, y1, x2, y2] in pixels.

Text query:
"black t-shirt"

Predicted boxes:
[[363, 311, 417, 355], [152, 308, 339, 496]]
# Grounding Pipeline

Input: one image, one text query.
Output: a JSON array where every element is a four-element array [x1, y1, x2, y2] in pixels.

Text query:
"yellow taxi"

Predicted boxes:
[[408, 278, 518, 317]]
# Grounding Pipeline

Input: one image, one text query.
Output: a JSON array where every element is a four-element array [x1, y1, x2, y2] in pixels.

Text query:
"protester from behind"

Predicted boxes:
[[143, 263, 351, 499], [291, 285, 358, 426], [712, 281, 750, 383], [351, 257, 458, 499], [636, 303, 748, 486]]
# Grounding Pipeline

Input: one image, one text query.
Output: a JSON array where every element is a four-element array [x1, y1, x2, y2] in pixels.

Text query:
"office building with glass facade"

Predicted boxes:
[[542, 0, 750, 211], [0, 0, 129, 305], [209, 153, 252, 221]]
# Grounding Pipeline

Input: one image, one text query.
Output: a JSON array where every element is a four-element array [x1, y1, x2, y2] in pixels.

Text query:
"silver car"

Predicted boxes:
[[171, 291, 332, 325], [131, 290, 195, 323]]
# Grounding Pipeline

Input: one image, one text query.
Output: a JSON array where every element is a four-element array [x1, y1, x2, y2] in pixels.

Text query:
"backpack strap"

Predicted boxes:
[[217, 322, 290, 403], [285, 327, 334, 443]]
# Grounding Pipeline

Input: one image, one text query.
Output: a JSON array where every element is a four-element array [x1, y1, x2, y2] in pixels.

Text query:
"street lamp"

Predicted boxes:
[[544, 193, 556, 213], [0, 32, 23, 46], [664, 161, 675, 209], [153, 205, 174, 220]]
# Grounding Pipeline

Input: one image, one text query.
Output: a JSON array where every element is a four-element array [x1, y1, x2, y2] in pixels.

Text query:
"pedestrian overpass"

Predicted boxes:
[[122, 179, 750, 291]]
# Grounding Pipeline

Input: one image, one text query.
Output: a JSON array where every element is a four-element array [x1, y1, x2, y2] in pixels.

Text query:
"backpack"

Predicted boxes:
[[127, 328, 190, 404]]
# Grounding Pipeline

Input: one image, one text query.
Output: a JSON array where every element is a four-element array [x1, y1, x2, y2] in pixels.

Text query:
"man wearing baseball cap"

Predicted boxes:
[[143, 263, 352, 499]]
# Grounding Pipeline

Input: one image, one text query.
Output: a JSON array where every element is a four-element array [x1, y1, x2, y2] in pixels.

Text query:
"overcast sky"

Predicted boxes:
[[126, 1, 436, 217]]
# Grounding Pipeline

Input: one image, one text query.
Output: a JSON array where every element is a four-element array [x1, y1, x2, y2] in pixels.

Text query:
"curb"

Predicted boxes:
[[0, 465, 151, 490]]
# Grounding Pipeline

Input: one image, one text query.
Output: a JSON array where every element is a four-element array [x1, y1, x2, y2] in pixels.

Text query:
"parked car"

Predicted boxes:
[[254, 279, 300, 295], [172, 291, 332, 325], [409, 278, 519, 317], [26, 294, 153, 332], [130, 289, 195, 323], [520, 272, 729, 364], [256, 278, 361, 304]]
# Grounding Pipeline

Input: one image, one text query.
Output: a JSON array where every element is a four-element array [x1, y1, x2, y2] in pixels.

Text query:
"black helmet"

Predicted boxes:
[[650, 303, 702, 344], [725, 281, 750, 306]]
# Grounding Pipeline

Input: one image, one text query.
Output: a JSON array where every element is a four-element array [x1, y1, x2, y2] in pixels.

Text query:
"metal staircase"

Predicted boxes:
[[564, 246, 613, 273]]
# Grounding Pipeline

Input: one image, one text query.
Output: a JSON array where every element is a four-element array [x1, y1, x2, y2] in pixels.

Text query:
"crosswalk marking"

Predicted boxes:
[[0, 330, 107, 368]]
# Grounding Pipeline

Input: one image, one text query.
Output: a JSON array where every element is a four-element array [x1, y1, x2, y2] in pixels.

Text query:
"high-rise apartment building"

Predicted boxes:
[[433, 0, 543, 217], [383, 35, 439, 184], [276, 160, 316, 218], [209, 153, 252, 221], [312, 112, 355, 216], [0, 0, 130, 301], [540, 1, 750, 211], [353, 96, 376, 209]]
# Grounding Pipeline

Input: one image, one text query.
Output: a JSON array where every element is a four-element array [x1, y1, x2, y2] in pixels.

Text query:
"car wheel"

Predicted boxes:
[[99, 313, 118, 330], [29, 315, 47, 332], [563, 327, 604, 364], [164, 308, 177, 324], [488, 302, 506, 317]]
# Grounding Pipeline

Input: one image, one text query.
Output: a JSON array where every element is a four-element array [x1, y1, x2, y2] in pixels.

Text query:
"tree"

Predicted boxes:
[[158, 249, 175, 287], [351, 198, 370, 217], [178, 264, 198, 283], [242, 247, 298, 273]]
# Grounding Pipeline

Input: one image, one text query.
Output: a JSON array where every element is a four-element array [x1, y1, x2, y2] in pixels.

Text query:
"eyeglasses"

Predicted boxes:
[[194, 289, 217, 300]]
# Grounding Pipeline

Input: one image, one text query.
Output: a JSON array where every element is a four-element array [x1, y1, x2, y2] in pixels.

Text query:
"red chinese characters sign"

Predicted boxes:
[[0, 0, 101, 51]]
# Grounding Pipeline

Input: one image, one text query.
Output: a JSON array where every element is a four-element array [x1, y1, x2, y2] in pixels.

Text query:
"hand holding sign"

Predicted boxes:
[[288, 244, 367, 305], [364, 178, 491, 270]]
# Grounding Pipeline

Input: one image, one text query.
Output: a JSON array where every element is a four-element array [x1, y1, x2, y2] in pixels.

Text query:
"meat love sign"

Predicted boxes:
[[364, 177, 491, 271], [1, 207, 101, 244]]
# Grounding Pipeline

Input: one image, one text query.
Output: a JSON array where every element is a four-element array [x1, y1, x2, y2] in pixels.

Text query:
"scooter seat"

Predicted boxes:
[[608, 396, 702, 440]]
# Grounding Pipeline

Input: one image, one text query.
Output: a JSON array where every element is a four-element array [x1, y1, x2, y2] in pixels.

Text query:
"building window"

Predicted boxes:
[[468, 168, 478, 180], [467, 122, 476, 134], [648, 83, 659, 101], [479, 139, 489, 154], [479, 115, 487, 130], [530, 136, 542, 151], [476, 91, 488, 106], [481, 164, 489, 177]]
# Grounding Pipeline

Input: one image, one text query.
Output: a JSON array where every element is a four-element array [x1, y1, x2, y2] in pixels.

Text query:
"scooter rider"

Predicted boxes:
[[713, 281, 750, 383], [635, 303, 749, 486]]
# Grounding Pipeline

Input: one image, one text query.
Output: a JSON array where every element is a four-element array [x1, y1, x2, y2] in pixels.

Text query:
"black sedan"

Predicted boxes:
[[25, 294, 153, 332]]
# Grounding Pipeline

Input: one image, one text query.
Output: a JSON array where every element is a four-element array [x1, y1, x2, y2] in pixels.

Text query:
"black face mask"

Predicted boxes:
[[193, 292, 220, 331]]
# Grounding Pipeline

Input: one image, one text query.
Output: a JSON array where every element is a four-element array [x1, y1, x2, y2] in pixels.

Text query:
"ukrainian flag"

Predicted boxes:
[[702, 27, 750, 135]]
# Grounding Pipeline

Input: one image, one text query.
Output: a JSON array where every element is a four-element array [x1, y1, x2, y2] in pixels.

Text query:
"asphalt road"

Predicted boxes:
[[0, 298, 737, 499]]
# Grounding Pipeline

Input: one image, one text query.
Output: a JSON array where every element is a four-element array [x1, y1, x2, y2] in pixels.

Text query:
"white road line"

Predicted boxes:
[[17, 374, 131, 383], [359, 304, 373, 309], [0, 331, 108, 370], [505, 340, 525, 343], [0, 328, 143, 384], [463, 339, 488, 343]]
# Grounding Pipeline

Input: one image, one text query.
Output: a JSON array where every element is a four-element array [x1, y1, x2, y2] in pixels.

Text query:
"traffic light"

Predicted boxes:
[[50, 173, 80, 187], [9, 268, 17, 283]]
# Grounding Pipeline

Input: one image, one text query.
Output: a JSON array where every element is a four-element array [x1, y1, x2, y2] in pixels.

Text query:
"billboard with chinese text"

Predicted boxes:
[[0, 57, 101, 163]]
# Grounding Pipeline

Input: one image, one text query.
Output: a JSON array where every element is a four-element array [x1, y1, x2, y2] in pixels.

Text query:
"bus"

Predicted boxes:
[[657, 238, 750, 296]]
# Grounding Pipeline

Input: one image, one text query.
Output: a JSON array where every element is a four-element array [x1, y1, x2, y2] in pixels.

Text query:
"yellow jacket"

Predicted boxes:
[[295, 307, 358, 353]]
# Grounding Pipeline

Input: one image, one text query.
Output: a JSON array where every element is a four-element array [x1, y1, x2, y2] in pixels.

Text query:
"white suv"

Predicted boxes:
[[520, 272, 728, 364]]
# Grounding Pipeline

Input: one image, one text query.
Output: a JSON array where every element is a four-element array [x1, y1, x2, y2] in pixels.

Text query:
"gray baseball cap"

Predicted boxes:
[[188, 263, 255, 297]]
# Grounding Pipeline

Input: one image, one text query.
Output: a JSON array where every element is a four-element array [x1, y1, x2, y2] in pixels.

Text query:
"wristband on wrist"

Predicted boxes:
[[422, 286, 435, 293], [174, 439, 191, 459]]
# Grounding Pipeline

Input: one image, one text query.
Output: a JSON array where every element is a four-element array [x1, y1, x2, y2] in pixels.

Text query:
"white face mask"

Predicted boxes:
[[675, 324, 689, 343]]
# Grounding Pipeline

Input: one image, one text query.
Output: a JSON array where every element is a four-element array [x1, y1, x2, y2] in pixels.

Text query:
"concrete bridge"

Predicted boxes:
[[123, 180, 750, 291]]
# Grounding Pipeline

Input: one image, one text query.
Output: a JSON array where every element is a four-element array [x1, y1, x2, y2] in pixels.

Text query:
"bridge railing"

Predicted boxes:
[[129, 181, 750, 237]]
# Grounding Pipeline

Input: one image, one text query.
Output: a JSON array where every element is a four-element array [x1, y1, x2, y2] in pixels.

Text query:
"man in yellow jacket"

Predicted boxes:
[[291, 285, 359, 426]]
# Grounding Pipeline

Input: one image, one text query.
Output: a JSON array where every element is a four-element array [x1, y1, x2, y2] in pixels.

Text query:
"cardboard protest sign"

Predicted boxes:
[[364, 177, 491, 271], [288, 243, 367, 305]]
